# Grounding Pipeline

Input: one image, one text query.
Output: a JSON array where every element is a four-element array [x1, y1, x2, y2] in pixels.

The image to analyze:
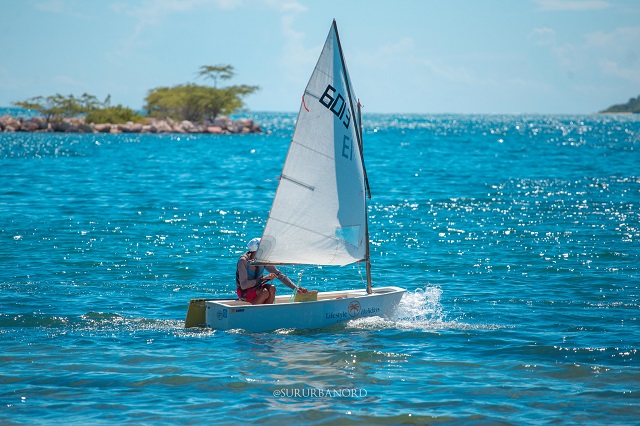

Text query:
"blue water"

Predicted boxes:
[[1, 112, 639, 424]]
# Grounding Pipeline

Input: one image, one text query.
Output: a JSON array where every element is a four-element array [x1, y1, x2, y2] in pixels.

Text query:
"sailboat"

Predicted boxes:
[[184, 20, 405, 332]]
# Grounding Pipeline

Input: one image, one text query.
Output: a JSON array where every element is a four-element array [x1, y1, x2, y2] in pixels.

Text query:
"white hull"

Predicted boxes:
[[204, 286, 405, 332]]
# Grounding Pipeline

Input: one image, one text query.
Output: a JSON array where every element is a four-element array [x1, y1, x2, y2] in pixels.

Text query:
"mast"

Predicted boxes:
[[333, 20, 373, 293], [359, 101, 373, 294]]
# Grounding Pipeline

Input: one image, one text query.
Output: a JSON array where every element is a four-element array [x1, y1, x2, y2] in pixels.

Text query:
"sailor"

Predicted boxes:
[[236, 237, 308, 305]]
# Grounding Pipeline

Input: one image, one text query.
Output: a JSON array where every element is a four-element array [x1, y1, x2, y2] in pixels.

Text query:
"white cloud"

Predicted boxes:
[[35, 0, 66, 13], [108, 0, 222, 59], [530, 25, 640, 83], [423, 58, 476, 84], [264, 0, 314, 86], [278, 15, 319, 84], [110, 0, 216, 25], [534, 0, 611, 11], [34, 0, 91, 18], [265, 0, 307, 13], [600, 59, 639, 82], [587, 27, 640, 82], [528, 27, 557, 46], [215, 0, 243, 10], [355, 37, 416, 68]]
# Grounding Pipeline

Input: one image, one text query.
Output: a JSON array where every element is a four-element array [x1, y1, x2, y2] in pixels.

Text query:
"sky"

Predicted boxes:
[[1, 0, 639, 114]]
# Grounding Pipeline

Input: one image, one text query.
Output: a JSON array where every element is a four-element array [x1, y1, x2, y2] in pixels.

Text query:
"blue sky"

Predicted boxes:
[[1, 0, 639, 114]]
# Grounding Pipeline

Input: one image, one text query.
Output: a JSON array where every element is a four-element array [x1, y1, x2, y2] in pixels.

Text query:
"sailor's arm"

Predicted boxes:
[[237, 257, 261, 290], [265, 266, 307, 292]]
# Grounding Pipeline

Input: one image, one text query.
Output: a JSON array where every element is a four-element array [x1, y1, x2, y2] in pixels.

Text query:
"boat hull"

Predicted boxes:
[[203, 286, 405, 332]]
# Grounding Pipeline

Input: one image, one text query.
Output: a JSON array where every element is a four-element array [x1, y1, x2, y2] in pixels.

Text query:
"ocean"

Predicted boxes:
[[1, 111, 639, 424]]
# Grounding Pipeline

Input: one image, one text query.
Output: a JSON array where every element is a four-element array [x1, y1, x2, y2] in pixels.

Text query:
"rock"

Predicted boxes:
[[180, 120, 195, 132], [53, 121, 71, 132], [0, 114, 262, 134], [78, 123, 93, 133], [20, 119, 41, 132], [18, 117, 47, 131], [236, 118, 253, 128], [1, 115, 20, 131], [206, 126, 224, 134], [94, 123, 111, 133], [213, 116, 231, 127], [155, 120, 173, 133], [171, 124, 186, 133]]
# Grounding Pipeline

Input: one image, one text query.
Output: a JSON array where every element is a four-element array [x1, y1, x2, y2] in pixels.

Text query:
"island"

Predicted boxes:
[[600, 95, 640, 113], [1, 64, 262, 134]]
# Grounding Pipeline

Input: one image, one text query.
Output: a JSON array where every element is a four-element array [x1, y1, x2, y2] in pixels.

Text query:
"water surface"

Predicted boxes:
[[1, 112, 639, 424]]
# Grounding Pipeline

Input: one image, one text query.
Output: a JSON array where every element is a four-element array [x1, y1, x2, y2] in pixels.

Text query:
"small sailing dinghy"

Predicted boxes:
[[185, 20, 405, 332]]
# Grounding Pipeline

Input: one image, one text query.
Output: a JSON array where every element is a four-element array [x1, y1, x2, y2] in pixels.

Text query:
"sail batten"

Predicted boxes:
[[280, 175, 315, 191], [255, 20, 367, 267]]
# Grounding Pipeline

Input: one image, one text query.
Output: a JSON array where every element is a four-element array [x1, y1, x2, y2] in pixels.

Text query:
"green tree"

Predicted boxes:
[[197, 64, 235, 88], [15, 93, 144, 124], [14, 93, 106, 123], [146, 65, 259, 122], [85, 105, 145, 124]]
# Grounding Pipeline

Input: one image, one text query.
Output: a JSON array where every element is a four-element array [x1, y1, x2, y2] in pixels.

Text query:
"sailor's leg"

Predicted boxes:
[[265, 284, 276, 304]]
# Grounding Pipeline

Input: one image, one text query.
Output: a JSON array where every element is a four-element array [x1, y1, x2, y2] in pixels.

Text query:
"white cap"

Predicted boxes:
[[247, 237, 261, 252]]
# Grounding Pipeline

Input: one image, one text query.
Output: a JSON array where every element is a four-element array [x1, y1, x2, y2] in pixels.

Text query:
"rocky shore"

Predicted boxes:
[[0, 115, 262, 134]]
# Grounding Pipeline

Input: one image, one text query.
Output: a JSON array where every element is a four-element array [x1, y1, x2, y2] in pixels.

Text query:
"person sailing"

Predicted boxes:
[[236, 237, 308, 304]]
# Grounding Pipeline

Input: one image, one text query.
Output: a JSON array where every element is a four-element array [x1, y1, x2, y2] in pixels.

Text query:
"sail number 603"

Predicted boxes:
[[319, 85, 351, 129]]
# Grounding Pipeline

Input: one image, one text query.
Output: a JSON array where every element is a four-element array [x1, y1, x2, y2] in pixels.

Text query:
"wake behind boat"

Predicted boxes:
[[185, 20, 405, 332]]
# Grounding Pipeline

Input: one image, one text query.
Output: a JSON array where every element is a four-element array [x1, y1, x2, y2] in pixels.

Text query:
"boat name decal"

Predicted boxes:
[[325, 301, 380, 320], [325, 310, 350, 320], [319, 84, 351, 130]]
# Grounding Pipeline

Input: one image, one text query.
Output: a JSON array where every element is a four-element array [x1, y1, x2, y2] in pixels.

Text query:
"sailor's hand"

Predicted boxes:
[[297, 287, 309, 293], [263, 273, 276, 282]]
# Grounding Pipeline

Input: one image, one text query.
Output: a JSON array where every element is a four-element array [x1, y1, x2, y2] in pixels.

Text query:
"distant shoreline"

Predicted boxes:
[[600, 95, 640, 114], [0, 115, 262, 134]]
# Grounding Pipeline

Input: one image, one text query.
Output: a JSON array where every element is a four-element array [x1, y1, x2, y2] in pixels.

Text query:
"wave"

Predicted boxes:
[[345, 286, 504, 332], [0, 311, 183, 332]]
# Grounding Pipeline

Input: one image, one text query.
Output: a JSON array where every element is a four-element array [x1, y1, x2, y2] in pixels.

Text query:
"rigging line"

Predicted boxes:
[[289, 267, 306, 302], [356, 260, 366, 288]]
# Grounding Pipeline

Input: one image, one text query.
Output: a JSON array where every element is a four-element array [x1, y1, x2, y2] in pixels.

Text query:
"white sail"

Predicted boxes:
[[256, 21, 367, 266]]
